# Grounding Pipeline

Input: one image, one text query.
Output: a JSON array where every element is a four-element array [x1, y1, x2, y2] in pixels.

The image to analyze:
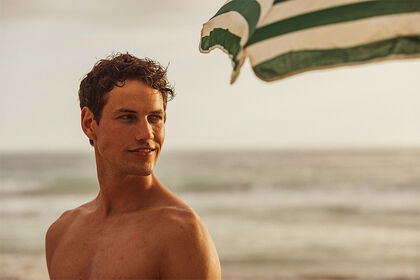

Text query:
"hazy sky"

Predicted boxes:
[[1, 0, 420, 152]]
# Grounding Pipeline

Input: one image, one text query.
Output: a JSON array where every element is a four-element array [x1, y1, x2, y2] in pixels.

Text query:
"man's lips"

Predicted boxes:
[[128, 147, 156, 153], [128, 147, 156, 157]]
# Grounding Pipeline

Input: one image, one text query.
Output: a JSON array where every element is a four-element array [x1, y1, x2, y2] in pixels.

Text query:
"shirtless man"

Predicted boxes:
[[45, 53, 221, 279]]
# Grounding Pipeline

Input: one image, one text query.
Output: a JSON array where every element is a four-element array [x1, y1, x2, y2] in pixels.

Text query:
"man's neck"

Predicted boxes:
[[94, 164, 157, 218]]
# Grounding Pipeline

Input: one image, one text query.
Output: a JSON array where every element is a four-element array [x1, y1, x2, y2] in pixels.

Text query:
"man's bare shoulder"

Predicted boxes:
[[154, 206, 221, 279], [45, 203, 89, 274], [153, 205, 198, 226], [45, 201, 94, 253], [149, 205, 208, 241], [46, 202, 93, 236]]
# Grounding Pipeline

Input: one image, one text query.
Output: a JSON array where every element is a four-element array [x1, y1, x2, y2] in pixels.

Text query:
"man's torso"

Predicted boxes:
[[48, 203, 183, 279]]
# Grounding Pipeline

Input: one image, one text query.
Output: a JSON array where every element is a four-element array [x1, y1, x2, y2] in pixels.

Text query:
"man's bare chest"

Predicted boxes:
[[49, 220, 160, 279]]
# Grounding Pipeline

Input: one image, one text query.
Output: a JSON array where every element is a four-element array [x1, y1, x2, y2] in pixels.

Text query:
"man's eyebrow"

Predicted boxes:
[[150, 110, 165, 114], [115, 108, 137, 114]]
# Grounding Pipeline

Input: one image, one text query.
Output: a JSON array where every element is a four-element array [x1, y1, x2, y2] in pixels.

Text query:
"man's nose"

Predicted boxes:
[[135, 119, 154, 141]]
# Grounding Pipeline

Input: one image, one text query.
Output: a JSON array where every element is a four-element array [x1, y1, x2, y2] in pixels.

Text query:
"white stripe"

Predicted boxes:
[[255, 0, 275, 26], [201, 11, 249, 46], [201, 0, 274, 44], [260, 0, 371, 27], [247, 13, 420, 66]]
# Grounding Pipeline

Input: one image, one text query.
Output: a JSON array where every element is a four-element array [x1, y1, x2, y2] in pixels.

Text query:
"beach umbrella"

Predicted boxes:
[[199, 0, 420, 84]]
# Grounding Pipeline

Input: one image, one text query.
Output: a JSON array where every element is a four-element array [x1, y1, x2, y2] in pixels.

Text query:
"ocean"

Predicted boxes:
[[1, 149, 419, 279]]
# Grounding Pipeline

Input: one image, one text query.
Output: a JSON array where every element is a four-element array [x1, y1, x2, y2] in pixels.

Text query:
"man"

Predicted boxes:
[[45, 53, 221, 279]]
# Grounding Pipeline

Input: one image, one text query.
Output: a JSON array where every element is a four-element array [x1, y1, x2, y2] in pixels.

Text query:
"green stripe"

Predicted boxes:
[[253, 35, 420, 81], [211, 0, 261, 39], [247, 0, 420, 46], [200, 28, 242, 70], [273, 0, 291, 4]]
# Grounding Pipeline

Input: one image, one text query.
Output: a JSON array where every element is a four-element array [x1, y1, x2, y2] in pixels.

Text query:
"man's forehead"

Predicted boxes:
[[114, 107, 165, 114], [103, 82, 164, 112], [105, 95, 163, 109]]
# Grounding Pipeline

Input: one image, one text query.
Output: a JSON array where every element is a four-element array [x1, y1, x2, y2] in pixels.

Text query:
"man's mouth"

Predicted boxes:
[[129, 147, 156, 157], [130, 148, 155, 153]]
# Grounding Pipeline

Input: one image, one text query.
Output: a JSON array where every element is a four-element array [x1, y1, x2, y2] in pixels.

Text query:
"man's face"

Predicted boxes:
[[92, 80, 165, 176]]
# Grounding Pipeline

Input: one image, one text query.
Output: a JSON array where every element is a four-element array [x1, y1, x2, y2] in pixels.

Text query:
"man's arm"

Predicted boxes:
[[159, 209, 221, 279], [45, 222, 57, 276], [45, 210, 72, 277]]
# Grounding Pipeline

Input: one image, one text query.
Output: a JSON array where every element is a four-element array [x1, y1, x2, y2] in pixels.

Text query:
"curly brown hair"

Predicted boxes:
[[79, 53, 175, 146]]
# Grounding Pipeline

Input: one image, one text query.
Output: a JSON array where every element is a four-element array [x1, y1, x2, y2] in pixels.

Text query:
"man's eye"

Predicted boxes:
[[119, 115, 135, 120], [149, 115, 163, 122]]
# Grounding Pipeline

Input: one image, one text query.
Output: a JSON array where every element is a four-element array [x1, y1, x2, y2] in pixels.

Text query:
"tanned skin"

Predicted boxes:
[[45, 80, 221, 279]]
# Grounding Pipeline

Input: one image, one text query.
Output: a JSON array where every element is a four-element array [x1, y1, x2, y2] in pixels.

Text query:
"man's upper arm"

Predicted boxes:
[[45, 222, 57, 272], [160, 210, 221, 279], [45, 210, 71, 275]]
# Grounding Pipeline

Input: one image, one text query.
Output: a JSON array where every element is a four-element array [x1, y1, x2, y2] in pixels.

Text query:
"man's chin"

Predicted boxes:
[[124, 164, 154, 177]]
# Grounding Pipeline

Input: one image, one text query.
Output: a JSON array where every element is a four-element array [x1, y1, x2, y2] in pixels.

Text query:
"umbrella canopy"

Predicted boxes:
[[199, 0, 420, 84]]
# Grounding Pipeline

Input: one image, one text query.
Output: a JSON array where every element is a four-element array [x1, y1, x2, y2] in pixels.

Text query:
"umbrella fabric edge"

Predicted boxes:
[[252, 53, 420, 83], [252, 34, 420, 82]]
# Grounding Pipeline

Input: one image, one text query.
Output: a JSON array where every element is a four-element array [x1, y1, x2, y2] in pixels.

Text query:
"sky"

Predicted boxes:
[[1, 0, 420, 153]]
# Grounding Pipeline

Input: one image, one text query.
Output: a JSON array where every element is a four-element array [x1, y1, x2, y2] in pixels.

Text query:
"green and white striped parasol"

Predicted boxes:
[[199, 0, 420, 84]]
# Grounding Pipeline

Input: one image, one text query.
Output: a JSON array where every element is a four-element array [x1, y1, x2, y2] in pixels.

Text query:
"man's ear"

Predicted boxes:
[[81, 107, 97, 143]]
